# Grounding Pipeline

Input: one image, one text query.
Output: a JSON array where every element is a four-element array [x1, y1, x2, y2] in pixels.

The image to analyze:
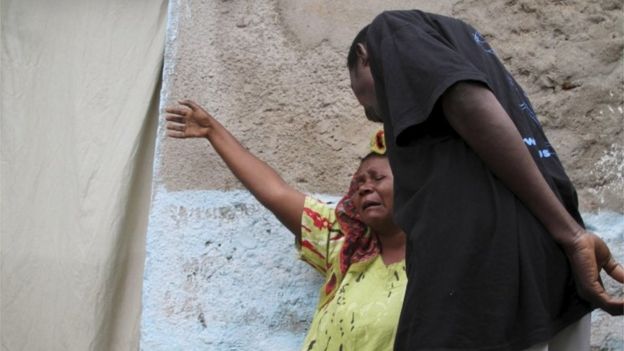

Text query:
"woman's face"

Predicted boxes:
[[350, 156, 394, 228]]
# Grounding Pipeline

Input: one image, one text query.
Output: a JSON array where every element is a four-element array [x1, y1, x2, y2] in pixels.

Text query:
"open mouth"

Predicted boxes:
[[362, 200, 382, 210]]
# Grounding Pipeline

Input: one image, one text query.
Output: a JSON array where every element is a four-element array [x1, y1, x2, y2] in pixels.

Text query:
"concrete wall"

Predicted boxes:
[[141, 0, 623, 349]]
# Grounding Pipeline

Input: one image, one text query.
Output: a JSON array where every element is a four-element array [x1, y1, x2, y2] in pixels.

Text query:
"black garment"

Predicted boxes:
[[365, 10, 592, 350]]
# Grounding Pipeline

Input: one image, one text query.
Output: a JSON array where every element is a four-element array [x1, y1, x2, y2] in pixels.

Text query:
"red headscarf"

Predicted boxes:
[[313, 129, 388, 307], [335, 129, 387, 274]]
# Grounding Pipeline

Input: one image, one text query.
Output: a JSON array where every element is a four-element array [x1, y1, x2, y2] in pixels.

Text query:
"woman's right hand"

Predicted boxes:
[[163, 98, 306, 237], [165, 99, 214, 138]]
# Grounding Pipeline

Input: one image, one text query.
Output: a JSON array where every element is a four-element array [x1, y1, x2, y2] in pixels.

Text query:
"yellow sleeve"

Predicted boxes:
[[298, 196, 344, 275]]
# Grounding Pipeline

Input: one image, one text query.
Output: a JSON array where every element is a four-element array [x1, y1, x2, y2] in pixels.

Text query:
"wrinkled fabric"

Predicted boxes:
[[1, 1, 166, 350], [299, 197, 406, 351]]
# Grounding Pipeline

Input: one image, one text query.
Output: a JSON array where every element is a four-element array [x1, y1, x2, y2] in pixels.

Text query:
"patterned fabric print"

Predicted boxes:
[[369, 129, 387, 155], [299, 197, 345, 303], [335, 182, 380, 277], [336, 129, 386, 282], [299, 197, 407, 351], [304, 180, 381, 307], [330, 128, 387, 301]]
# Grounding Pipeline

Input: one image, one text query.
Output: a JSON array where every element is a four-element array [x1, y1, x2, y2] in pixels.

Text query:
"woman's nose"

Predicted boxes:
[[358, 181, 373, 195]]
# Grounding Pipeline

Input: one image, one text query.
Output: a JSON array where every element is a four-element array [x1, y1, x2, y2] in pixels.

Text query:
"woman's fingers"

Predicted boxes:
[[178, 99, 200, 111], [167, 122, 186, 132], [164, 100, 210, 139], [166, 130, 186, 138], [165, 106, 191, 116], [165, 114, 185, 123]]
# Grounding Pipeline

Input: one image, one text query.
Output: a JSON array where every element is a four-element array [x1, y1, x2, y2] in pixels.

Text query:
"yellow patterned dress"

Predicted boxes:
[[298, 196, 407, 351]]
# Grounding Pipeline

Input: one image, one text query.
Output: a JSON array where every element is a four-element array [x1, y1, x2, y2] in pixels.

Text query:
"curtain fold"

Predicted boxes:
[[1, 1, 167, 350]]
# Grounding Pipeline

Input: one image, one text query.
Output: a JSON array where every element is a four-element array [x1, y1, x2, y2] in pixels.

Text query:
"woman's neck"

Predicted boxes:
[[373, 225, 406, 265]]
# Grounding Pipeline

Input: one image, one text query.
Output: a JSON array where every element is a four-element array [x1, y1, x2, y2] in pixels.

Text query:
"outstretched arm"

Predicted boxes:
[[165, 100, 305, 240], [441, 82, 624, 316]]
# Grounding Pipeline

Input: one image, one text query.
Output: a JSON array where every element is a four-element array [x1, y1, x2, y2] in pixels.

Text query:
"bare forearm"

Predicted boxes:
[[207, 122, 282, 200], [165, 100, 305, 235], [442, 82, 582, 247], [166, 100, 305, 238], [205, 120, 304, 235]]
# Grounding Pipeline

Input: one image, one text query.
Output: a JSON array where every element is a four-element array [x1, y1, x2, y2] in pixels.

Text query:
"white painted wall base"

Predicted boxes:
[[141, 189, 335, 350]]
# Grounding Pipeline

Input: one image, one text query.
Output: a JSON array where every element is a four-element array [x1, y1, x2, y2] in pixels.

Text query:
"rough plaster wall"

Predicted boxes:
[[142, 0, 623, 350], [141, 189, 329, 349], [452, 0, 623, 212], [159, 0, 455, 194]]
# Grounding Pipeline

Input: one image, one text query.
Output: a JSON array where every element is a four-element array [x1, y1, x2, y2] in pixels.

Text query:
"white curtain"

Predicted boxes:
[[1, 0, 167, 350]]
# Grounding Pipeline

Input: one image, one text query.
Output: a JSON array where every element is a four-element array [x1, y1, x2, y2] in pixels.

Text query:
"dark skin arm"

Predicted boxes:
[[165, 100, 305, 240], [441, 82, 624, 316]]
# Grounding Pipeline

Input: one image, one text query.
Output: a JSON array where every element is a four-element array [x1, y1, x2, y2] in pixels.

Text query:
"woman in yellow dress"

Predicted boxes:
[[165, 99, 407, 351]]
